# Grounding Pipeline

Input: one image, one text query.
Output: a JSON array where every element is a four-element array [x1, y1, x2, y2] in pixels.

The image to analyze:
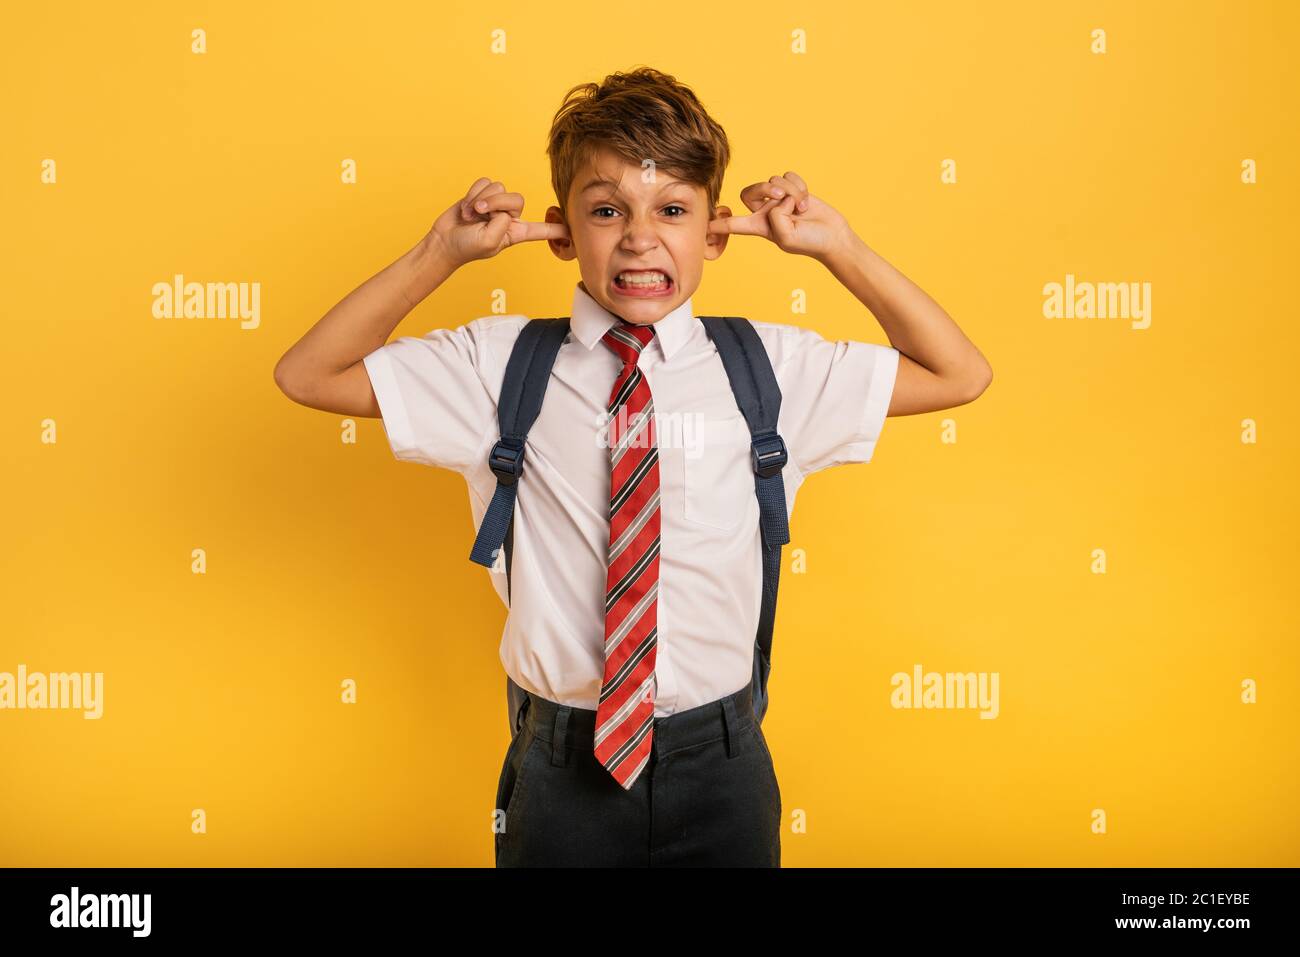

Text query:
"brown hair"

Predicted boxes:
[[547, 67, 730, 219]]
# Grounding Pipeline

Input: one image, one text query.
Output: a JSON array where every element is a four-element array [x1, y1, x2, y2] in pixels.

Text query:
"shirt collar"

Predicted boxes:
[[569, 281, 695, 362]]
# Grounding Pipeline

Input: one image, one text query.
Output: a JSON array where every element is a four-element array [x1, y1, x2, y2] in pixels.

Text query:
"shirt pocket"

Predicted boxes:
[[681, 413, 752, 531]]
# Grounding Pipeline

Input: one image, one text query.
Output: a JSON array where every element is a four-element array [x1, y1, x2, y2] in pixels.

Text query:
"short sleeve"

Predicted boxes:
[[361, 318, 499, 474], [774, 325, 899, 476]]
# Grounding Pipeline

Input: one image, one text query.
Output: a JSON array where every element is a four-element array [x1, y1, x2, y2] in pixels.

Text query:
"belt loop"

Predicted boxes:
[[514, 694, 531, 736], [551, 705, 570, 766], [721, 696, 744, 759]]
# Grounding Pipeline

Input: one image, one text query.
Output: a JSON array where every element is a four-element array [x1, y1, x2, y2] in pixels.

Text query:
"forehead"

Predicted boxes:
[[572, 146, 704, 200]]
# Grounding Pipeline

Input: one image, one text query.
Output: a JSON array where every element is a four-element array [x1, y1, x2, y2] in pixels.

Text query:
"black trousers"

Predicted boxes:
[[494, 681, 782, 867]]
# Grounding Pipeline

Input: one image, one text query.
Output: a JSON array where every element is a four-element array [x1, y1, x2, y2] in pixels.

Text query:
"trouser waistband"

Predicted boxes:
[[517, 683, 755, 759]]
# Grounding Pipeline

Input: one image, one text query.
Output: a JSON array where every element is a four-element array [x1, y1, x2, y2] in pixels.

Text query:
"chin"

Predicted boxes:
[[615, 301, 675, 324], [596, 292, 672, 323]]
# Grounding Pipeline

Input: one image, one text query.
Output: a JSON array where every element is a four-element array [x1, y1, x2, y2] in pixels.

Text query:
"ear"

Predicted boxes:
[[546, 206, 576, 261], [705, 204, 732, 261]]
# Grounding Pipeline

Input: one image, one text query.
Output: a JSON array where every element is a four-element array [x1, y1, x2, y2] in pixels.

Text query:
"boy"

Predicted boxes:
[[275, 67, 992, 867]]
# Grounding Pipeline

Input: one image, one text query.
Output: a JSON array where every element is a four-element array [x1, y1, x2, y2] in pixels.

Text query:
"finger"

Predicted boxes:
[[751, 195, 783, 220], [460, 177, 492, 219], [511, 219, 571, 243], [783, 171, 809, 209], [482, 208, 512, 246], [471, 191, 524, 218], [783, 171, 807, 192], [706, 204, 734, 235], [769, 175, 809, 214], [462, 177, 492, 203], [768, 174, 803, 203], [738, 182, 773, 212], [463, 180, 505, 220], [469, 181, 506, 215], [708, 210, 766, 236], [739, 182, 790, 212], [768, 194, 800, 242]]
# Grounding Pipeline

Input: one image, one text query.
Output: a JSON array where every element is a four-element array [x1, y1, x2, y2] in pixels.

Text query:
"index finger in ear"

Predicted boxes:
[[707, 212, 738, 235], [514, 219, 571, 243], [708, 211, 764, 236]]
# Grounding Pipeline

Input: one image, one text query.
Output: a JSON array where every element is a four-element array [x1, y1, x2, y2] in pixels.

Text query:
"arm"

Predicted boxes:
[[273, 235, 455, 417], [709, 170, 993, 417], [273, 177, 568, 417], [816, 232, 993, 416]]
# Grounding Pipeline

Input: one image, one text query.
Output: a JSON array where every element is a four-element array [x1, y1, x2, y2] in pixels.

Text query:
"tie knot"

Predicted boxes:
[[600, 319, 656, 365]]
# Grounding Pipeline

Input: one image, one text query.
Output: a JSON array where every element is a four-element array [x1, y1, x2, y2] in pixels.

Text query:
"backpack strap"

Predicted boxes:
[[468, 317, 570, 583], [698, 316, 791, 726], [467, 317, 571, 741]]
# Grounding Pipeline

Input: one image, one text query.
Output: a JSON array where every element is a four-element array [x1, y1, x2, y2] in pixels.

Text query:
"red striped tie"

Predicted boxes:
[[595, 318, 660, 790]]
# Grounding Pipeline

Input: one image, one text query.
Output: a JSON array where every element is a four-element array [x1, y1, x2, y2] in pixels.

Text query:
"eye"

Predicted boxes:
[[593, 206, 619, 218], [663, 204, 686, 217]]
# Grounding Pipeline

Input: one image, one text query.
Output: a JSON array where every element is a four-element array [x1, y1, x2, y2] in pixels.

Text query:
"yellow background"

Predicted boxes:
[[2, 0, 1296, 866]]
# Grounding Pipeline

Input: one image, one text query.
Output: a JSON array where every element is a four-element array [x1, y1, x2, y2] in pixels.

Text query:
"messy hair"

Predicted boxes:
[[547, 66, 730, 218]]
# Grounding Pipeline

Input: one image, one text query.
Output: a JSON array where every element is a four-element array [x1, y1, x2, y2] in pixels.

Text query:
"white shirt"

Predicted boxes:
[[363, 282, 899, 716]]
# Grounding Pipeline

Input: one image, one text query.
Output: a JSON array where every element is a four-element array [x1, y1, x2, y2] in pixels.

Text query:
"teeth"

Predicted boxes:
[[617, 271, 669, 286]]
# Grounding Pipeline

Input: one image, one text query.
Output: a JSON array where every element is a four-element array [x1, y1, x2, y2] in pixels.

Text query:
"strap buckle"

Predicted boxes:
[[750, 432, 788, 478], [488, 439, 525, 485]]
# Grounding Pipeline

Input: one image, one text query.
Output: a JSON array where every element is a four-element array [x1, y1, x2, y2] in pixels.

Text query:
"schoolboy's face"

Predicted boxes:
[[546, 147, 728, 326]]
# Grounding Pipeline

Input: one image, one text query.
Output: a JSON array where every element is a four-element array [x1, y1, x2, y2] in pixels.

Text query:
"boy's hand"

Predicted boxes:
[[708, 171, 852, 261], [428, 177, 571, 267]]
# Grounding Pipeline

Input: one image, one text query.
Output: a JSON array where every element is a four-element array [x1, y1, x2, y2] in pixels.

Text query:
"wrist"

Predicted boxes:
[[421, 229, 464, 273], [405, 232, 459, 303], [816, 224, 863, 269]]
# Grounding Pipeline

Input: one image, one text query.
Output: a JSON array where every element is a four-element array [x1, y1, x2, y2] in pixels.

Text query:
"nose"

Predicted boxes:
[[619, 214, 661, 252]]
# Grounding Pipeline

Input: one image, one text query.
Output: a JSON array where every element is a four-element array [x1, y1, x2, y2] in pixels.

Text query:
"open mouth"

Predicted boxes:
[[612, 270, 674, 295]]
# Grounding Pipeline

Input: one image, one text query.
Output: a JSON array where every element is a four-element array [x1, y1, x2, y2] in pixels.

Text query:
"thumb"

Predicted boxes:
[[483, 209, 512, 247], [768, 194, 798, 244]]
